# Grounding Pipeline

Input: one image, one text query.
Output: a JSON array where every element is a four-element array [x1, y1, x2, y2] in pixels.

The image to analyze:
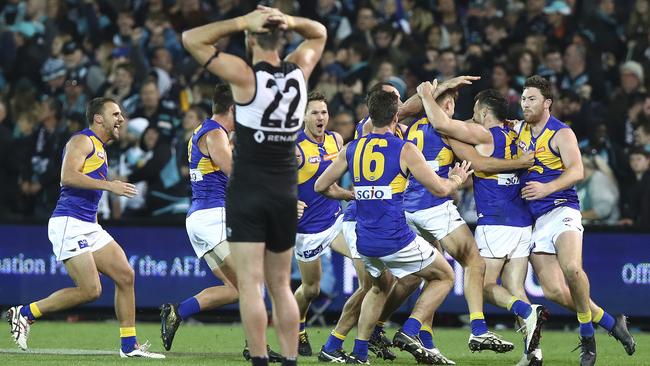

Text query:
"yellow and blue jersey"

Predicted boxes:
[[343, 116, 404, 222], [516, 116, 580, 219], [296, 130, 342, 233], [403, 115, 455, 212], [473, 126, 532, 227], [51, 129, 107, 222], [346, 132, 415, 257], [187, 119, 229, 216]]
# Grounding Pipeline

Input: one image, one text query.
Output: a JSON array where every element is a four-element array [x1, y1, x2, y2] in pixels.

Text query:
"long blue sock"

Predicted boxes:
[[593, 307, 615, 332], [324, 331, 345, 352], [402, 317, 422, 337], [509, 299, 532, 319], [120, 327, 137, 353], [419, 326, 435, 349], [352, 339, 368, 361], [578, 311, 595, 337], [20, 303, 40, 321], [178, 297, 201, 320]]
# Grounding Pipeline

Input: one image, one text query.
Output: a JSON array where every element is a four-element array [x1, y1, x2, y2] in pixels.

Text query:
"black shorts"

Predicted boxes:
[[225, 179, 297, 253]]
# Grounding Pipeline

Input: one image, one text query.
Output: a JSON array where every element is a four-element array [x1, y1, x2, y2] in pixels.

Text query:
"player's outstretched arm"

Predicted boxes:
[[315, 145, 354, 200], [61, 135, 137, 197], [418, 81, 491, 145], [205, 128, 233, 176], [397, 75, 480, 119], [401, 142, 472, 197], [521, 128, 583, 200], [448, 138, 534, 173]]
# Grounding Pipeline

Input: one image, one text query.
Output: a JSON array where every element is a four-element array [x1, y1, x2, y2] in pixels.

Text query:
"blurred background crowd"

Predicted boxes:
[[0, 0, 648, 227]]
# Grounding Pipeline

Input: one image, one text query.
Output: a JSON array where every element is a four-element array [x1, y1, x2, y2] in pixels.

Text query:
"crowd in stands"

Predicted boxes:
[[0, 0, 648, 228]]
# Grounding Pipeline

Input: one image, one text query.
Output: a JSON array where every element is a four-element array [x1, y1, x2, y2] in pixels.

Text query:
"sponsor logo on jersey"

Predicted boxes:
[[301, 244, 324, 259], [354, 186, 392, 200], [518, 141, 528, 151], [78, 239, 89, 249], [97, 151, 105, 160], [562, 217, 573, 222], [536, 146, 546, 153], [308, 156, 321, 164]]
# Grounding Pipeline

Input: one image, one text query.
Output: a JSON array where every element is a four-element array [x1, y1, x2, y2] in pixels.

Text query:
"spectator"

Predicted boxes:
[[329, 77, 363, 116], [59, 69, 88, 118], [512, 0, 549, 42], [100, 63, 139, 116], [544, 0, 575, 48], [0, 99, 20, 218], [560, 43, 594, 100], [538, 46, 565, 92], [329, 110, 355, 143], [131, 78, 180, 141], [626, 0, 650, 44], [619, 147, 650, 227], [369, 23, 405, 72], [491, 63, 521, 119], [61, 40, 106, 95], [634, 121, 650, 152], [19, 97, 69, 218], [176, 105, 206, 184], [583, 0, 625, 60], [40, 58, 67, 100], [436, 48, 458, 82], [126, 126, 188, 218], [577, 154, 620, 225], [607, 61, 646, 146], [8, 21, 47, 86], [341, 6, 377, 48], [513, 49, 538, 91]]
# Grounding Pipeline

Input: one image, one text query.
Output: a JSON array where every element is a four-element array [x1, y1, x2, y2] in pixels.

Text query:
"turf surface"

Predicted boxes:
[[0, 321, 646, 365]]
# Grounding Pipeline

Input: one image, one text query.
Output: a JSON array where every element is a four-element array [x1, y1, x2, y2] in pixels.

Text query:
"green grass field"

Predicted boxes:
[[0, 321, 646, 365]]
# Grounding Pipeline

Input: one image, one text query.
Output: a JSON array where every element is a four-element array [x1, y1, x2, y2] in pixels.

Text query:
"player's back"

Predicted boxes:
[[473, 126, 531, 226], [345, 132, 415, 257], [233, 61, 307, 181], [51, 129, 107, 222], [296, 130, 342, 233], [516, 116, 580, 218], [403, 115, 455, 212], [187, 119, 229, 216]]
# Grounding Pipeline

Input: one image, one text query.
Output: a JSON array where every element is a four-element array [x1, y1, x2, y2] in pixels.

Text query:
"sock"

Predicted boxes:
[[281, 357, 297, 366], [120, 327, 137, 353], [372, 321, 385, 338], [251, 356, 269, 366], [470, 312, 488, 336], [178, 297, 201, 320], [20, 303, 42, 321], [578, 311, 595, 337], [352, 339, 369, 361], [402, 317, 422, 337], [507, 297, 532, 319], [419, 325, 435, 349], [299, 318, 306, 333], [324, 331, 346, 352], [592, 307, 615, 332]]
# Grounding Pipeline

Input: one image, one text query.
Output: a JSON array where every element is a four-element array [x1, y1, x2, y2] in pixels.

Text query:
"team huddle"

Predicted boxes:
[[5, 5, 638, 366]]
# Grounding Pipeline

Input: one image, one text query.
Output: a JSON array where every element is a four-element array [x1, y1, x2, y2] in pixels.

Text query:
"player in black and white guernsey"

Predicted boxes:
[[182, 5, 326, 366]]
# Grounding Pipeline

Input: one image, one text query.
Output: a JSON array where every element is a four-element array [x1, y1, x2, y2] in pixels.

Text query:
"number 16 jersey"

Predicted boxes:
[[346, 132, 415, 257]]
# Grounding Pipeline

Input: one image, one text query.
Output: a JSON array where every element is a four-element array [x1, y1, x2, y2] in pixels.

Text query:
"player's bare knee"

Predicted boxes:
[[115, 265, 135, 288], [81, 282, 102, 302], [303, 282, 320, 300], [561, 262, 583, 282]]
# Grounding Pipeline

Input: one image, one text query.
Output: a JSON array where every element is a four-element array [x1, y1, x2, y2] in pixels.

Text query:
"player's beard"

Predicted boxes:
[[523, 107, 543, 124]]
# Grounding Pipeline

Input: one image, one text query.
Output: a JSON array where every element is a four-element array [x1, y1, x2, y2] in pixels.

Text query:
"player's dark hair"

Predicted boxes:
[[367, 81, 396, 99], [524, 75, 553, 102], [367, 90, 398, 128], [307, 90, 327, 105], [212, 83, 233, 115], [250, 26, 284, 51], [475, 89, 507, 121], [86, 97, 118, 126]]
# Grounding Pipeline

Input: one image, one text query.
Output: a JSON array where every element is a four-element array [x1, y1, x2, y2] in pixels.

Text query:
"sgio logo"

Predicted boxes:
[[354, 186, 392, 200]]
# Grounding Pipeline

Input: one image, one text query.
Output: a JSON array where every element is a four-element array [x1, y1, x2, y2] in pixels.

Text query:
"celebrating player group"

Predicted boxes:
[[6, 5, 637, 366]]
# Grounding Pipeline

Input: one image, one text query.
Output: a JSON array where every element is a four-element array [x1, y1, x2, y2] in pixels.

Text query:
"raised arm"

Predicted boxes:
[[205, 128, 233, 176], [282, 13, 327, 80], [181, 10, 271, 100], [448, 138, 534, 173], [521, 128, 583, 200], [397, 75, 481, 119], [315, 145, 353, 200], [61, 135, 136, 197], [418, 81, 492, 145], [401, 142, 471, 197]]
